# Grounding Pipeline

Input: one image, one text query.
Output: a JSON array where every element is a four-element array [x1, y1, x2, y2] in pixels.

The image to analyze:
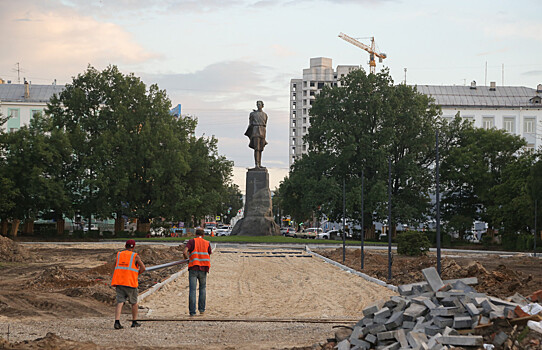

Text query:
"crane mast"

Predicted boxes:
[[338, 32, 387, 74]]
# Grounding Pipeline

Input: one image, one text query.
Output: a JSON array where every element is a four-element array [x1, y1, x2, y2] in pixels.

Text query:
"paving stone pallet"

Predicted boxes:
[[339, 266, 533, 350]]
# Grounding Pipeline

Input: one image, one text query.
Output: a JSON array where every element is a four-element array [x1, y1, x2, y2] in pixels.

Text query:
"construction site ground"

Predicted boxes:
[[0, 237, 541, 349]]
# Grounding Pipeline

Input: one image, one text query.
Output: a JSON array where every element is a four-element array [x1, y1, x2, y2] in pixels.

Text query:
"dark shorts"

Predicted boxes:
[[116, 285, 138, 304]]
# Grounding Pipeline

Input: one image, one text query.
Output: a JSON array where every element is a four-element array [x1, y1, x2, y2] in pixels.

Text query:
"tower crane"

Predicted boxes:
[[338, 32, 387, 75]]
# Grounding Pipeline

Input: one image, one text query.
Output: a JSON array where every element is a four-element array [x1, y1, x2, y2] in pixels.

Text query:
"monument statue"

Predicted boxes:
[[244, 100, 268, 169], [231, 101, 279, 236]]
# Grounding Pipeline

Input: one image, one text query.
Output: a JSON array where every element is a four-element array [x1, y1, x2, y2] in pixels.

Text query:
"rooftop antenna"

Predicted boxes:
[[404, 68, 407, 85], [12, 62, 24, 84]]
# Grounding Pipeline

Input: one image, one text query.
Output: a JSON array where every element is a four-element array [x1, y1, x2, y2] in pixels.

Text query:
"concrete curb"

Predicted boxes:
[[139, 243, 218, 303], [305, 246, 398, 293]]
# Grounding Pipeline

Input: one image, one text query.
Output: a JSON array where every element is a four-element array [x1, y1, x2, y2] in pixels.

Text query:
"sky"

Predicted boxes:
[[1, 0, 541, 191]]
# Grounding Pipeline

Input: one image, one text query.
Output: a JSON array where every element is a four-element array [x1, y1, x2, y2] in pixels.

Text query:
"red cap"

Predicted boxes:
[[125, 239, 136, 248]]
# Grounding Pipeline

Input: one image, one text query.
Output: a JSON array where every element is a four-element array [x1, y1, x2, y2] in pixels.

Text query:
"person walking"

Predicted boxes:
[[183, 228, 212, 316], [111, 239, 146, 329]]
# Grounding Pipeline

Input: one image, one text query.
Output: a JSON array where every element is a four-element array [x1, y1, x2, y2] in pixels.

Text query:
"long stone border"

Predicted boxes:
[[305, 246, 398, 292]]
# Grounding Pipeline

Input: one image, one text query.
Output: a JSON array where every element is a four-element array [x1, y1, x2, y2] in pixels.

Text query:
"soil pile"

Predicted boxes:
[[0, 236, 34, 262], [0, 332, 99, 350], [135, 244, 185, 264], [316, 248, 536, 298]]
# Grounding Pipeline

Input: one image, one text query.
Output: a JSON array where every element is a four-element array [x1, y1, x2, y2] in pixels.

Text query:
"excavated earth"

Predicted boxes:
[[0, 236, 541, 349]]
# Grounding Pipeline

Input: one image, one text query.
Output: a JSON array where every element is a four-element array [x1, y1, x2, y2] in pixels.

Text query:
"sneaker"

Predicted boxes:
[[189, 313, 196, 317], [131, 321, 141, 328], [199, 311, 205, 316], [114, 323, 123, 330]]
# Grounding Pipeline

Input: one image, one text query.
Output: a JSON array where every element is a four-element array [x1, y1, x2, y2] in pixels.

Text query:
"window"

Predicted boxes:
[[292, 129, 296, 136], [303, 108, 307, 115], [310, 81, 315, 87], [292, 83, 296, 91], [310, 100, 314, 106], [292, 120, 296, 127], [303, 126, 307, 133], [303, 81, 307, 88], [292, 137, 296, 144], [7, 108, 20, 131], [292, 102, 296, 108], [482, 116, 494, 129], [317, 82, 324, 89], [302, 144, 306, 151], [310, 91, 315, 96], [524, 118, 535, 134], [292, 110, 296, 117], [31, 109, 42, 118], [303, 117, 307, 124], [292, 92, 296, 98], [463, 115, 474, 124], [503, 117, 515, 133], [291, 146, 296, 154], [303, 91, 307, 97], [303, 100, 307, 106]]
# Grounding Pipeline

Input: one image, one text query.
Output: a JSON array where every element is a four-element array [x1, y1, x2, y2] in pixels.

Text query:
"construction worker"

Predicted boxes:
[[111, 239, 146, 329], [183, 228, 212, 316]]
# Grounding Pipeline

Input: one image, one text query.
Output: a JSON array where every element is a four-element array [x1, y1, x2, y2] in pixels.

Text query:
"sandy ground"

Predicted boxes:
[[0, 241, 396, 349], [141, 247, 396, 319]]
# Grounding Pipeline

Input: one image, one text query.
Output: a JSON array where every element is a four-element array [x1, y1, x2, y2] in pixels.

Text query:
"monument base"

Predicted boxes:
[[231, 168, 280, 236]]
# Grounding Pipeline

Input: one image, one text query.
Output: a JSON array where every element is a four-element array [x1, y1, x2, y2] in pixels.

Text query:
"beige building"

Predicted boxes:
[[289, 57, 359, 167]]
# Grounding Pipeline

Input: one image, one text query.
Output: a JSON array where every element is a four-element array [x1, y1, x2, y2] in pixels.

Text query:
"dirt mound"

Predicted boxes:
[[28, 266, 95, 289], [135, 244, 184, 264], [315, 248, 536, 299], [0, 332, 99, 350], [0, 236, 35, 262], [63, 284, 115, 305]]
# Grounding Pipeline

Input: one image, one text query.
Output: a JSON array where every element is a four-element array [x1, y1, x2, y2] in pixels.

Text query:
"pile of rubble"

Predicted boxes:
[[0, 236, 35, 262], [338, 267, 542, 350]]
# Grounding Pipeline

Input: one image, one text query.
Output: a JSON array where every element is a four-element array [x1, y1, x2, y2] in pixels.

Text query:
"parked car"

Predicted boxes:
[[295, 227, 322, 239], [203, 227, 216, 236], [216, 227, 231, 236], [83, 224, 98, 232], [150, 227, 167, 236], [281, 227, 295, 237]]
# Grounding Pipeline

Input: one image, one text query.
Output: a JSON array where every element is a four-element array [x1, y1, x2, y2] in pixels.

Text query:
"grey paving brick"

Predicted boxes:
[[422, 267, 445, 292], [425, 325, 444, 337], [365, 333, 377, 344], [367, 324, 387, 335], [423, 299, 438, 309], [427, 333, 442, 349], [481, 300, 499, 313], [395, 329, 409, 348], [493, 331, 508, 346], [381, 341, 401, 350], [443, 326, 458, 336], [350, 326, 363, 341], [438, 335, 483, 347], [404, 303, 428, 321], [433, 316, 453, 328], [378, 331, 397, 341], [488, 296, 519, 308], [453, 316, 472, 329], [363, 303, 381, 316], [402, 321, 415, 329], [490, 310, 505, 319], [407, 331, 429, 348], [430, 307, 461, 317], [337, 339, 350, 350], [385, 311, 404, 330], [465, 303, 480, 316], [374, 307, 391, 320], [351, 337, 371, 349], [452, 280, 476, 293]]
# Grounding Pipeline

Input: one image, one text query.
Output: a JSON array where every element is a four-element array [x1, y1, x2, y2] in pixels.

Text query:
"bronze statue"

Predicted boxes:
[[244, 100, 268, 169]]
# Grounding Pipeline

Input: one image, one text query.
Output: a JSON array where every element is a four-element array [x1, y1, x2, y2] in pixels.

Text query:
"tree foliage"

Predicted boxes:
[[279, 69, 440, 227]]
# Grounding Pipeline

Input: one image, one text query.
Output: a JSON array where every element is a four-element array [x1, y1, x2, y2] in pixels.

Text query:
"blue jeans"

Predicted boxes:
[[188, 269, 207, 315]]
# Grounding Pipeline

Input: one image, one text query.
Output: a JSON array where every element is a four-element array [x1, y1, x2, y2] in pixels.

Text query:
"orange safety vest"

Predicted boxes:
[[111, 250, 140, 288], [188, 237, 211, 269]]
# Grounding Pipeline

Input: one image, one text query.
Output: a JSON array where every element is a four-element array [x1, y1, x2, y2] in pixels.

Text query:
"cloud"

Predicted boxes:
[[485, 22, 542, 42], [0, 1, 159, 84], [522, 70, 542, 76], [476, 48, 510, 56]]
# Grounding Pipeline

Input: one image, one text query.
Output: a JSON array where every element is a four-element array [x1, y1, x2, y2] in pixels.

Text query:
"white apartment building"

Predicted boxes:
[[0, 81, 64, 132], [289, 57, 359, 167], [416, 82, 542, 151]]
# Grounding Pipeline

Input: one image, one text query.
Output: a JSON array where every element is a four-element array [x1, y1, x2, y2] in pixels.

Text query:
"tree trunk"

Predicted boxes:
[[136, 218, 150, 233], [10, 219, 20, 237], [114, 215, 125, 233], [0, 220, 8, 236], [22, 220, 34, 235], [56, 219, 65, 235]]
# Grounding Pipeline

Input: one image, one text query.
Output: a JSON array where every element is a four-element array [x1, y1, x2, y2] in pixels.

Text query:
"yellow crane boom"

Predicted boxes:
[[338, 32, 387, 74]]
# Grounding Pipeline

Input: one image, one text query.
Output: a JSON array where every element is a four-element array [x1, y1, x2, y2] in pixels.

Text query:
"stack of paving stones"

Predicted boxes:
[[338, 267, 523, 350]]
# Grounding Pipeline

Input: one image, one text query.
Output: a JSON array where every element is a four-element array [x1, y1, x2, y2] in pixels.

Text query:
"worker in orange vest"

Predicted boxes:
[[111, 239, 146, 329], [183, 228, 212, 316]]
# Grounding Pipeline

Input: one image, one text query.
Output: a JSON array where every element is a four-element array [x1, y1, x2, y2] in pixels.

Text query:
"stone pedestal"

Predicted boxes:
[[231, 168, 280, 236]]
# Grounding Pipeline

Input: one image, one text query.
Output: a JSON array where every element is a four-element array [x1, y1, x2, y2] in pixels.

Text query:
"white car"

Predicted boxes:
[[216, 228, 231, 236], [83, 224, 98, 232], [295, 227, 322, 239]]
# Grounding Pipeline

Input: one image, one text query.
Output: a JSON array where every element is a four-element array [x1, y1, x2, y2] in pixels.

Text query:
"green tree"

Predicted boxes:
[[281, 69, 440, 231]]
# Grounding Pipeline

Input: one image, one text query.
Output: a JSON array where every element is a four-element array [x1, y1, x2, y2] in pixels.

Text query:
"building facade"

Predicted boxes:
[[0, 81, 64, 132], [289, 57, 359, 167], [415, 82, 542, 151]]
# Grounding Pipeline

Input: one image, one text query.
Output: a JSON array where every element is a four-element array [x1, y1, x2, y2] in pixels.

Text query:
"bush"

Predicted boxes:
[[397, 230, 431, 256]]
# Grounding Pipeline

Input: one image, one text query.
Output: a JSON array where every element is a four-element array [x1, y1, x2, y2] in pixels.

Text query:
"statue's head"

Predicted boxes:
[[257, 100, 264, 109]]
